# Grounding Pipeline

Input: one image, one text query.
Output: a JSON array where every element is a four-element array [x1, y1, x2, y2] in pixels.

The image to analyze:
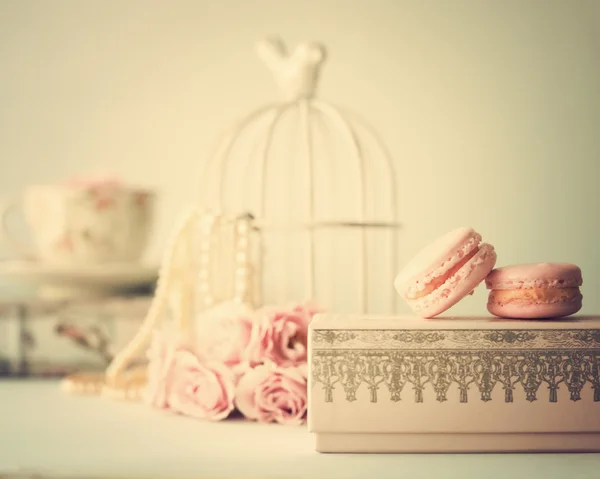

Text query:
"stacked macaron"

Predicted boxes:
[[394, 227, 497, 319], [394, 227, 583, 320], [485, 263, 583, 319]]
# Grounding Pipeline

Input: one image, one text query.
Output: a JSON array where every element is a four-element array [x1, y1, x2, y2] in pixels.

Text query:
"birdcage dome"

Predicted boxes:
[[197, 37, 401, 314]]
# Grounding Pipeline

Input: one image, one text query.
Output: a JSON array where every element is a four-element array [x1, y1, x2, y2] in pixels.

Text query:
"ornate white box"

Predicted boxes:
[[308, 315, 600, 453]]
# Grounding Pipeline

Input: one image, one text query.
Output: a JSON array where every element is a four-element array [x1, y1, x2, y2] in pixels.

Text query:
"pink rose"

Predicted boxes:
[[235, 362, 308, 425], [194, 314, 255, 369], [167, 351, 235, 421], [249, 303, 321, 367], [144, 330, 184, 409]]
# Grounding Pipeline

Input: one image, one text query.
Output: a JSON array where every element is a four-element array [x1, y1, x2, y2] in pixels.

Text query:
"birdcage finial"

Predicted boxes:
[[256, 36, 326, 102]]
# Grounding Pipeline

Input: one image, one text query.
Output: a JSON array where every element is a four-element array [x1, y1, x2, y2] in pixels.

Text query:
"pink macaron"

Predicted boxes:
[[394, 227, 497, 318], [485, 263, 583, 319]]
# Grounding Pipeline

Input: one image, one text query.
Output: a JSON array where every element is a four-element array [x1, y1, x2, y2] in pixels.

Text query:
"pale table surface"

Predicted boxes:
[[1, 380, 599, 479]]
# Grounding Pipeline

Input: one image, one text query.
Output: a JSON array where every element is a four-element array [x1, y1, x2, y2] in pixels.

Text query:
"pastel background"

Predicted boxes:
[[1, 0, 599, 315]]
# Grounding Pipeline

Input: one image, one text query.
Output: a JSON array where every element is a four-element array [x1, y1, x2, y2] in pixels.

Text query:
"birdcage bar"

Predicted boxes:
[[196, 103, 277, 208], [251, 219, 402, 230], [311, 100, 369, 312], [217, 108, 276, 211], [177, 216, 193, 332], [344, 109, 402, 314], [196, 213, 216, 309], [301, 99, 317, 301], [255, 103, 291, 304], [258, 103, 294, 216]]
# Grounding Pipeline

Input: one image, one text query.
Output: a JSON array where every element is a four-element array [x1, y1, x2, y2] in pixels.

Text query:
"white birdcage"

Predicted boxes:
[[104, 37, 401, 388]]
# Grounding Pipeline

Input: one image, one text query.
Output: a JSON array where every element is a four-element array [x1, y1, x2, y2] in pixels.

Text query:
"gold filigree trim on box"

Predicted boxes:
[[572, 331, 600, 343], [311, 349, 600, 404], [314, 331, 358, 344], [482, 331, 537, 343], [311, 328, 600, 350], [392, 332, 447, 343]]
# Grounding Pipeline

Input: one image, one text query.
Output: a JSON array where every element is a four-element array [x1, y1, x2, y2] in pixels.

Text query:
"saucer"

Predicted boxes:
[[0, 260, 158, 300]]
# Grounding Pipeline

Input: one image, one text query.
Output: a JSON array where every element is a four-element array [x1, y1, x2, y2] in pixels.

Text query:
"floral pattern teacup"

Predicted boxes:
[[1, 178, 155, 264]]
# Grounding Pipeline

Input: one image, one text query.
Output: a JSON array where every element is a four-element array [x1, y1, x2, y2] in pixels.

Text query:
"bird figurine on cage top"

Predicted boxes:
[[89, 36, 401, 406]]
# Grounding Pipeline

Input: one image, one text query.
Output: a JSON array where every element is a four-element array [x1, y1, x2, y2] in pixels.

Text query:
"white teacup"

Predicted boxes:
[[1, 179, 155, 265]]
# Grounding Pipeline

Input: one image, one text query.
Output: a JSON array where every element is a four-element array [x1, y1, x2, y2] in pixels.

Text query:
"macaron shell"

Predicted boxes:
[[408, 243, 497, 318], [485, 263, 582, 290], [487, 297, 582, 319], [395, 227, 481, 297]]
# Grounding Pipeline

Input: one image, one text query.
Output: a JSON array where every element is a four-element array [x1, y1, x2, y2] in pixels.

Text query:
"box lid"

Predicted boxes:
[[308, 315, 600, 435]]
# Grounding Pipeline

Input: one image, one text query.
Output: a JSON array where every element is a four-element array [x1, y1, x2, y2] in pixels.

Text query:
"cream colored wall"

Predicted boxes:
[[1, 0, 599, 315]]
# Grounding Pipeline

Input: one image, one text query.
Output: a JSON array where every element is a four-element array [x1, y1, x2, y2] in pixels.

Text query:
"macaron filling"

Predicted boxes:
[[488, 287, 582, 306], [406, 247, 480, 300], [408, 243, 496, 313]]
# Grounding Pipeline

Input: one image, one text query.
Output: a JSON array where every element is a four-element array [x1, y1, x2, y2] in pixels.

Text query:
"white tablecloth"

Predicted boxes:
[[1, 380, 599, 479]]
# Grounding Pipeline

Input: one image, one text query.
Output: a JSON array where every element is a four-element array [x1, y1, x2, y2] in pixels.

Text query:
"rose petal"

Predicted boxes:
[[234, 363, 308, 425], [165, 351, 235, 421], [234, 365, 271, 420], [194, 306, 255, 367]]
